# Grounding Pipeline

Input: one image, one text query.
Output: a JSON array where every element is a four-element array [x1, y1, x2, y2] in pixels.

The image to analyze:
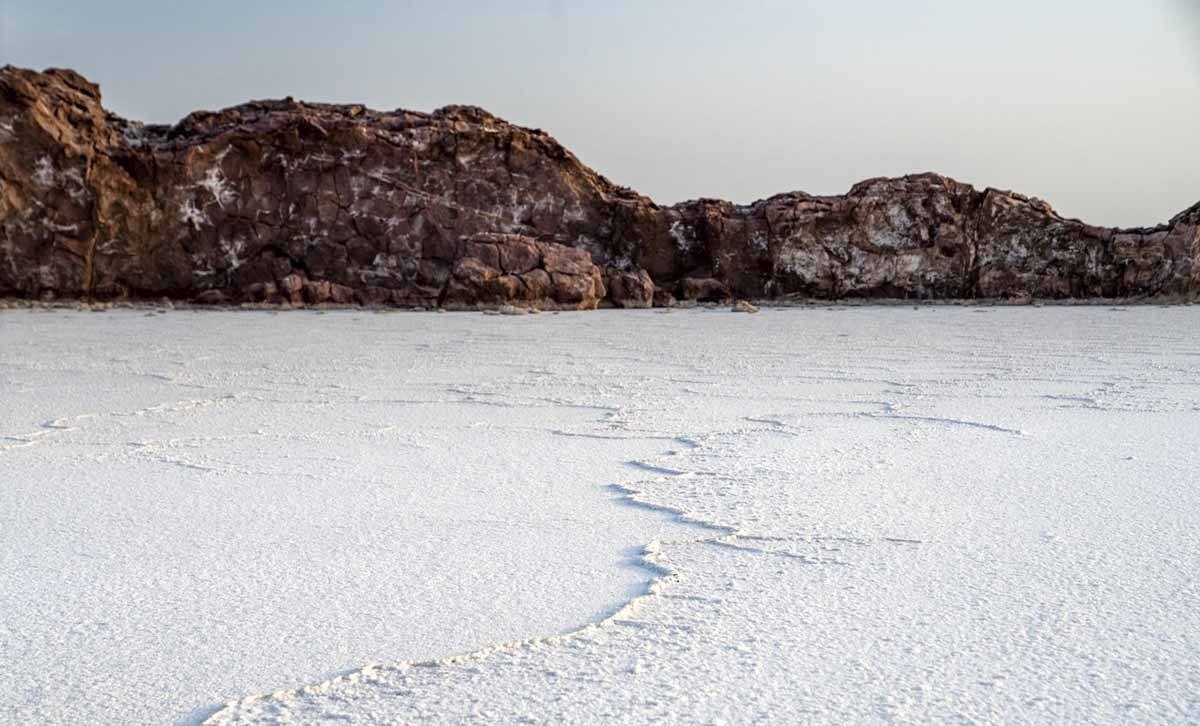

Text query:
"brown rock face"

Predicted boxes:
[[441, 233, 604, 309], [605, 268, 655, 308], [1, 66, 1196, 305], [677, 277, 732, 303]]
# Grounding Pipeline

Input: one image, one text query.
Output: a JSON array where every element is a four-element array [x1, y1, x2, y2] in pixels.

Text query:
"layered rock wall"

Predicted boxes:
[[1, 66, 1196, 305]]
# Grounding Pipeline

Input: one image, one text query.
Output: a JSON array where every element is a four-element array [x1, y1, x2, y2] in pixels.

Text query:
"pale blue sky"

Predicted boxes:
[[3, 1, 1198, 226]]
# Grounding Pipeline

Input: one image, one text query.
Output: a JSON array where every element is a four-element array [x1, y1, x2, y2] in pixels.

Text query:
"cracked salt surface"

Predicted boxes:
[[0, 310, 700, 724], [3, 308, 1199, 724]]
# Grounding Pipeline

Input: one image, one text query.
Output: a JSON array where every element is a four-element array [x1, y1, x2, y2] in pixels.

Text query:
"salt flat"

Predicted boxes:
[[2, 306, 1198, 724]]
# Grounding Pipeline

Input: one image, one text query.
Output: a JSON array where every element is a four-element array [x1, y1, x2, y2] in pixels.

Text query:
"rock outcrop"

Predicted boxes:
[[1, 66, 1196, 306], [442, 233, 605, 310]]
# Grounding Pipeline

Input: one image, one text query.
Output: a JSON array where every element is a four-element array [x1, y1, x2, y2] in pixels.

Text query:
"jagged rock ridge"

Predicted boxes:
[[1, 66, 1197, 305]]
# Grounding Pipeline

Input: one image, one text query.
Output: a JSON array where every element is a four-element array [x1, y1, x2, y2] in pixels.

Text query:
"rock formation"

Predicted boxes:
[[1, 66, 1196, 306]]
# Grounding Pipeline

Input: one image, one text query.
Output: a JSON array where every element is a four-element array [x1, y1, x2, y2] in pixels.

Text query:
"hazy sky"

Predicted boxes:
[[3, 1, 1198, 226]]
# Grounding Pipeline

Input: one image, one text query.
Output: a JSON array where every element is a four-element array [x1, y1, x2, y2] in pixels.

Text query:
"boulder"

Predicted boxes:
[[193, 290, 231, 305], [678, 277, 731, 303], [279, 273, 305, 304], [246, 282, 278, 303], [302, 280, 332, 304], [606, 268, 655, 308]]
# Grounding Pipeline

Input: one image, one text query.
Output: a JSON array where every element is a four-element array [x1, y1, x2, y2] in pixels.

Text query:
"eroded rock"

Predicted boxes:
[[678, 277, 731, 303], [606, 268, 655, 309], [0, 66, 1195, 306], [442, 234, 605, 310], [193, 290, 231, 305]]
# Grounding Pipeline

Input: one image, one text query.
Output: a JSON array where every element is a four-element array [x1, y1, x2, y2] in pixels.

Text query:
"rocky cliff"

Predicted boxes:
[[1, 66, 1197, 306]]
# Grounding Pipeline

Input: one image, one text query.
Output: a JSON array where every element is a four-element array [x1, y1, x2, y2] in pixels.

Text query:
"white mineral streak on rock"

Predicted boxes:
[[669, 220, 693, 252], [30, 156, 90, 203], [179, 196, 208, 230], [200, 168, 238, 209], [31, 156, 55, 187], [219, 237, 245, 271]]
